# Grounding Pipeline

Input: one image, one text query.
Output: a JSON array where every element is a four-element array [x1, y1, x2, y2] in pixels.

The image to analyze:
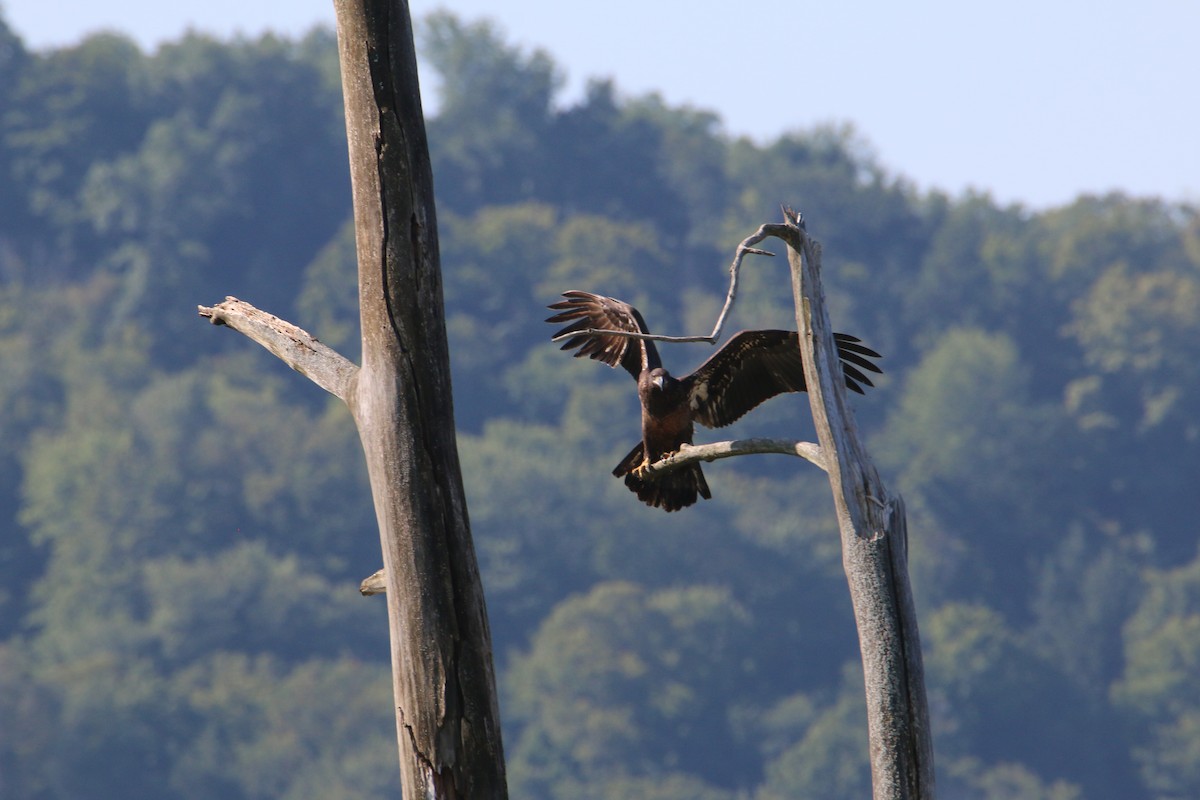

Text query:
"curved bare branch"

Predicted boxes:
[[550, 224, 791, 347], [639, 437, 826, 475]]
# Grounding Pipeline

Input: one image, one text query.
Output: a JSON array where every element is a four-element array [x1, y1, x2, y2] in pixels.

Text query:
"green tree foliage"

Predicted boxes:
[[941, 758, 1083, 800], [505, 582, 756, 797], [874, 327, 1071, 611], [4, 31, 150, 245], [904, 194, 1037, 340], [1028, 525, 1148, 695], [0, 13, 31, 228], [755, 665, 871, 800], [924, 604, 1138, 795], [1114, 553, 1200, 798], [165, 654, 397, 799], [0, 7, 1196, 798], [422, 12, 560, 212]]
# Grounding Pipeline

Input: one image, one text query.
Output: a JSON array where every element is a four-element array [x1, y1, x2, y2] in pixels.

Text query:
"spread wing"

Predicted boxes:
[[687, 330, 882, 429], [546, 291, 661, 379]]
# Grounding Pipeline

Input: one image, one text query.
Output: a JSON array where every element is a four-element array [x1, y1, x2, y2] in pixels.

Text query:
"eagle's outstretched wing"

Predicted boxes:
[[687, 330, 882, 429], [546, 291, 661, 379]]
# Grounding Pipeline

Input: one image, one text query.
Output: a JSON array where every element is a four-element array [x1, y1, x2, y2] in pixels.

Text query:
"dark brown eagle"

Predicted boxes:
[[547, 290, 882, 512]]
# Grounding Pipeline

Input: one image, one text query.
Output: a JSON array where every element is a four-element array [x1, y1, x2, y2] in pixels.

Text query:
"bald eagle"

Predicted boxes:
[[547, 290, 882, 512]]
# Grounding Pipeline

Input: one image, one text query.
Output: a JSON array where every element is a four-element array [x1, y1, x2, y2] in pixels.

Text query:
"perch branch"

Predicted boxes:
[[640, 437, 826, 475], [550, 226, 789, 346], [198, 297, 358, 402]]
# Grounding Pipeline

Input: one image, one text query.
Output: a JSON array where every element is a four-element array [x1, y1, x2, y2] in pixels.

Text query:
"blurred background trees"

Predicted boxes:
[[0, 9, 1197, 798]]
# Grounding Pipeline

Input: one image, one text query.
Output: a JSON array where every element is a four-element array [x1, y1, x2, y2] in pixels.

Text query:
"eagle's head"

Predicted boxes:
[[641, 367, 682, 413], [648, 367, 673, 392]]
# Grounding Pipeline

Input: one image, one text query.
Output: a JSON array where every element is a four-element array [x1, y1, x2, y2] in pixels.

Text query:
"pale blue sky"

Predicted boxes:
[[4, 0, 1197, 209]]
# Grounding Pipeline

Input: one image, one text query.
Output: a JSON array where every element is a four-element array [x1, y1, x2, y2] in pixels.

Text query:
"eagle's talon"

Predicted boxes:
[[635, 451, 681, 478]]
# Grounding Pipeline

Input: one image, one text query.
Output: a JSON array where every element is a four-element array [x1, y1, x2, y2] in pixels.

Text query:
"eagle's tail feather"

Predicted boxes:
[[613, 443, 711, 512]]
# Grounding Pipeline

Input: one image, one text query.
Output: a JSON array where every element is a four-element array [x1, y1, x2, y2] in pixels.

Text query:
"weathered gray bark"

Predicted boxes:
[[781, 209, 935, 799], [200, 0, 507, 796], [332, 3, 506, 795]]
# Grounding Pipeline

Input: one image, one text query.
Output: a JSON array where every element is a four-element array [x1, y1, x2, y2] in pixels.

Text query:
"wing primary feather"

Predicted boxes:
[[546, 291, 659, 379], [841, 363, 875, 388], [839, 350, 883, 374], [834, 337, 882, 360], [839, 342, 883, 360]]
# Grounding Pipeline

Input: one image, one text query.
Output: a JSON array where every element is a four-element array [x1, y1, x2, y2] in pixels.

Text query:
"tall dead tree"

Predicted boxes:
[[637, 210, 935, 798], [782, 209, 935, 799], [198, 0, 507, 796]]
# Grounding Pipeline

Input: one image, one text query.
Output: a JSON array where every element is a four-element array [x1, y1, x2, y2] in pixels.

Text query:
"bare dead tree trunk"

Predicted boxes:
[[781, 209, 935, 799], [199, 0, 507, 796], [333, 0, 506, 795]]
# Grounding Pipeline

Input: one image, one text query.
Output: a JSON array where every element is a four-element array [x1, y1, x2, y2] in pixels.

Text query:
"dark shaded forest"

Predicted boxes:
[[1, 10, 1199, 799]]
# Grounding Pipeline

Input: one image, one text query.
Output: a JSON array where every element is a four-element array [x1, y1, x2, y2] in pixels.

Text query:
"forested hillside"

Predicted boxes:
[[2, 10, 1199, 799]]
